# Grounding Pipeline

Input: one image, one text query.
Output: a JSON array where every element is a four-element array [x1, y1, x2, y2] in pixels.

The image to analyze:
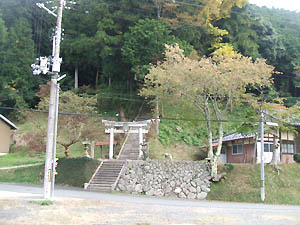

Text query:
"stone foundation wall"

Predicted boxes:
[[116, 160, 211, 199]]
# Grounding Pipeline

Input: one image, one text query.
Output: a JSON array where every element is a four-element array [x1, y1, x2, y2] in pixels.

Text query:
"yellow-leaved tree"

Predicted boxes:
[[140, 44, 274, 179]]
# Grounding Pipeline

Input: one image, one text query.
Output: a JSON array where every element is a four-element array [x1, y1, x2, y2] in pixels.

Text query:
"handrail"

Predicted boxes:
[[112, 160, 126, 191], [117, 131, 131, 159], [85, 160, 103, 189]]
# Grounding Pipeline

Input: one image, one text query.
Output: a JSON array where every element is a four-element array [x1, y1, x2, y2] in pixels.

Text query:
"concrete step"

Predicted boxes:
[[95, 174, 120, 177], [93, 176, 118, 180], [91, 180, 116, 183], [120, 152, 138, 154], [119, 157, 138, 160], [96, 168, 123, 171], [120, 153, 139, 155], [90, 184, 114, 187], [91, 182, 115, 185], [86, 159, 125, 192], [122, 149, 139, 152]]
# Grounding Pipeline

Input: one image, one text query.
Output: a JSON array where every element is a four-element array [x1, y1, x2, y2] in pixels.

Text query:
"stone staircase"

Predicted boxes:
[[118, 133, 140, 160], [87, 160, 125, 192], [86, 124, 147, 192]]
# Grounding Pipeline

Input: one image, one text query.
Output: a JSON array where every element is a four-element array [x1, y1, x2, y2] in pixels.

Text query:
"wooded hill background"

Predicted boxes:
[[1, 0, 300, 118]]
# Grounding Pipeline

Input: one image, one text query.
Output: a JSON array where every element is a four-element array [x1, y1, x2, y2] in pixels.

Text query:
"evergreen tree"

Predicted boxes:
[[0, 18, 38, 114], [122, 18, 193, 79], [216, 6, 261, 59]]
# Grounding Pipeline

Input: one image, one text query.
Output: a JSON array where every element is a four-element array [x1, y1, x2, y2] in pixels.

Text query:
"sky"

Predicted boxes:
[[249, 0, 300, 12]]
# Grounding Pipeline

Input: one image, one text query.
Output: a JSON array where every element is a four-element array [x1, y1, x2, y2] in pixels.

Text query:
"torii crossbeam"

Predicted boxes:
[[102, 120, 152, 159]]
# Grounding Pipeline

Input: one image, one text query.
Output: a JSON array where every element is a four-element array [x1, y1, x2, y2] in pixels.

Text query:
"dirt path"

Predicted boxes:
[[0, 163, 43, 171], [0, 183, 300, 225]]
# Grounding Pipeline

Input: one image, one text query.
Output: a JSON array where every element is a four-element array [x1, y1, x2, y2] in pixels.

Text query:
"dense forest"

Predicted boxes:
[[1, 0, 300, 118]]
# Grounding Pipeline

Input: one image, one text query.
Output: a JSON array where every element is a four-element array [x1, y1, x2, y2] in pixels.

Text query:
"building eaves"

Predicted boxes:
[[0, 114, 18, 130], [213, 132, 255, 143]]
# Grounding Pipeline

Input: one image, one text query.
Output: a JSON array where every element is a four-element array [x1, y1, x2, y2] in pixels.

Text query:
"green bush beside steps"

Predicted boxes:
[[294, 153, 300, 163]]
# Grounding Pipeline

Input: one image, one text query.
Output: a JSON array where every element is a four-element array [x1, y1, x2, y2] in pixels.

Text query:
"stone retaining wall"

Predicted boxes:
[[116, 160, 211, 199]]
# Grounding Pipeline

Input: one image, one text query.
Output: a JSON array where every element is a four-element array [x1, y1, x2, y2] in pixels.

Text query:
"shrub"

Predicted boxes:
[[224, 163, 234, 172], [55, 157, 100, 187], [294, 153, 300, 163]]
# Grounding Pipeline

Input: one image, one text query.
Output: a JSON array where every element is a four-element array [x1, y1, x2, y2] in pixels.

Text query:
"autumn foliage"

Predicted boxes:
[[141, 44, 274, 178]]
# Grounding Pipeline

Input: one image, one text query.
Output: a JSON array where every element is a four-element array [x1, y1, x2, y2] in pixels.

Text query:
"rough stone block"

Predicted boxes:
[[174, 187, 182, 194], [188, 186, 197, 193], [197, 192, 207, 200], [179, 192, 186, 198], [187, 193, 196, 199]]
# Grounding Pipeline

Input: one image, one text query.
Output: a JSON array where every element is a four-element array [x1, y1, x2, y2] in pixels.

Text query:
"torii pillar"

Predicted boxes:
[[109, 127, 114, 159], [102, 120, 151, 160]]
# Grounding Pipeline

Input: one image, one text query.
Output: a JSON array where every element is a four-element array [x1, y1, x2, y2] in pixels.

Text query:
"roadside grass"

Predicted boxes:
[[0, 153, 43, 168], [0, 157, 100, 187], [207, 163, 300, 205], [28, 200, 53, 206], [0, 165, 43, 184]]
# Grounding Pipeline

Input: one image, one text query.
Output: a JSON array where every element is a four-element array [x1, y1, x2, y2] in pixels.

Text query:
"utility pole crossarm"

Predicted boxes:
[[52, 0, 64, 73], [36, 3, 58, 17]]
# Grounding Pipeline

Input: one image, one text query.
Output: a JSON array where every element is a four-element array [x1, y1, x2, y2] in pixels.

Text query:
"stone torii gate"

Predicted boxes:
[[102, 120, 151, 159]]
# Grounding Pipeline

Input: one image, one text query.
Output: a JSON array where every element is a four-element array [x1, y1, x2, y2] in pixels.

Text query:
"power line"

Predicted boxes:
[[0, 106, 262, 123], [165, 0, 251, 16], [272, 73, 300, 80]]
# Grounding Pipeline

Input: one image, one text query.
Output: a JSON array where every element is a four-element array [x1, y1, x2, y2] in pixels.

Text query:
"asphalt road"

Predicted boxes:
[[0, 183, 300, 225]]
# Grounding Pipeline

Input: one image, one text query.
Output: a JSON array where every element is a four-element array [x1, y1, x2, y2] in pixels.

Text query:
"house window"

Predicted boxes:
[[232, 144, 243, 155], [282, 143, 295, 154], [264, 143, 273, 152]]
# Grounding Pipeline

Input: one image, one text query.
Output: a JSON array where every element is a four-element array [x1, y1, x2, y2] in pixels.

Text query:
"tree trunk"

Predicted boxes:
[[271, 136, 280, 166], [74, 66, 78, 89], [95, 69, 99, 88], [157, 6, 161, 19], [155, 98, 159, 135], [204, 102, 213, 160], [210, 121, 223, 179], [64, 146, 70, 158], [207, 119, 213, 160], [210, 156, 218, 179], [120, 106, 126, 122], [229, 97, 233, 114]]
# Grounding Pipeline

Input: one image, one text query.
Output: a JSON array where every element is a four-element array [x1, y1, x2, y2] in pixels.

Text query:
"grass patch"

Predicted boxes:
[[0, 165, 43, 184], [0, 153, 43, 168], [149, 138, 205, 161], [29, 200, 53, 206], [0, 157, 100, 187], [207, 163, 300, 205]]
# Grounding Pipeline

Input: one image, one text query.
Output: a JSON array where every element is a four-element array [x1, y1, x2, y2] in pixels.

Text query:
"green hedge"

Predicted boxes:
[[294, 153, 300, 163], [56, 157, 100, 187]]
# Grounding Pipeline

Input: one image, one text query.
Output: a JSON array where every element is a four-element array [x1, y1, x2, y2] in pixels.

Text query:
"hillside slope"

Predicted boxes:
[[207, 163, 300, 205]]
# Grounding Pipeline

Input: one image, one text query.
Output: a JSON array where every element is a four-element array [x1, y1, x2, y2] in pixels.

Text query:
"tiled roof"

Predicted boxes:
[[213, 132, 255, 143], [0, 114, 18, 130]]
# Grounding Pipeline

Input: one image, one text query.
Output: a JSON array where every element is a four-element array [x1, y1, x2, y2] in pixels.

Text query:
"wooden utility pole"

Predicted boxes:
[[260, 111, 265, 202], [43, 0, 64, 200]]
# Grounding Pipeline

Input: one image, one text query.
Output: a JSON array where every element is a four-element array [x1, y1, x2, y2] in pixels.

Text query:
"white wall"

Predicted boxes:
[[256, 142, 280, 164]]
